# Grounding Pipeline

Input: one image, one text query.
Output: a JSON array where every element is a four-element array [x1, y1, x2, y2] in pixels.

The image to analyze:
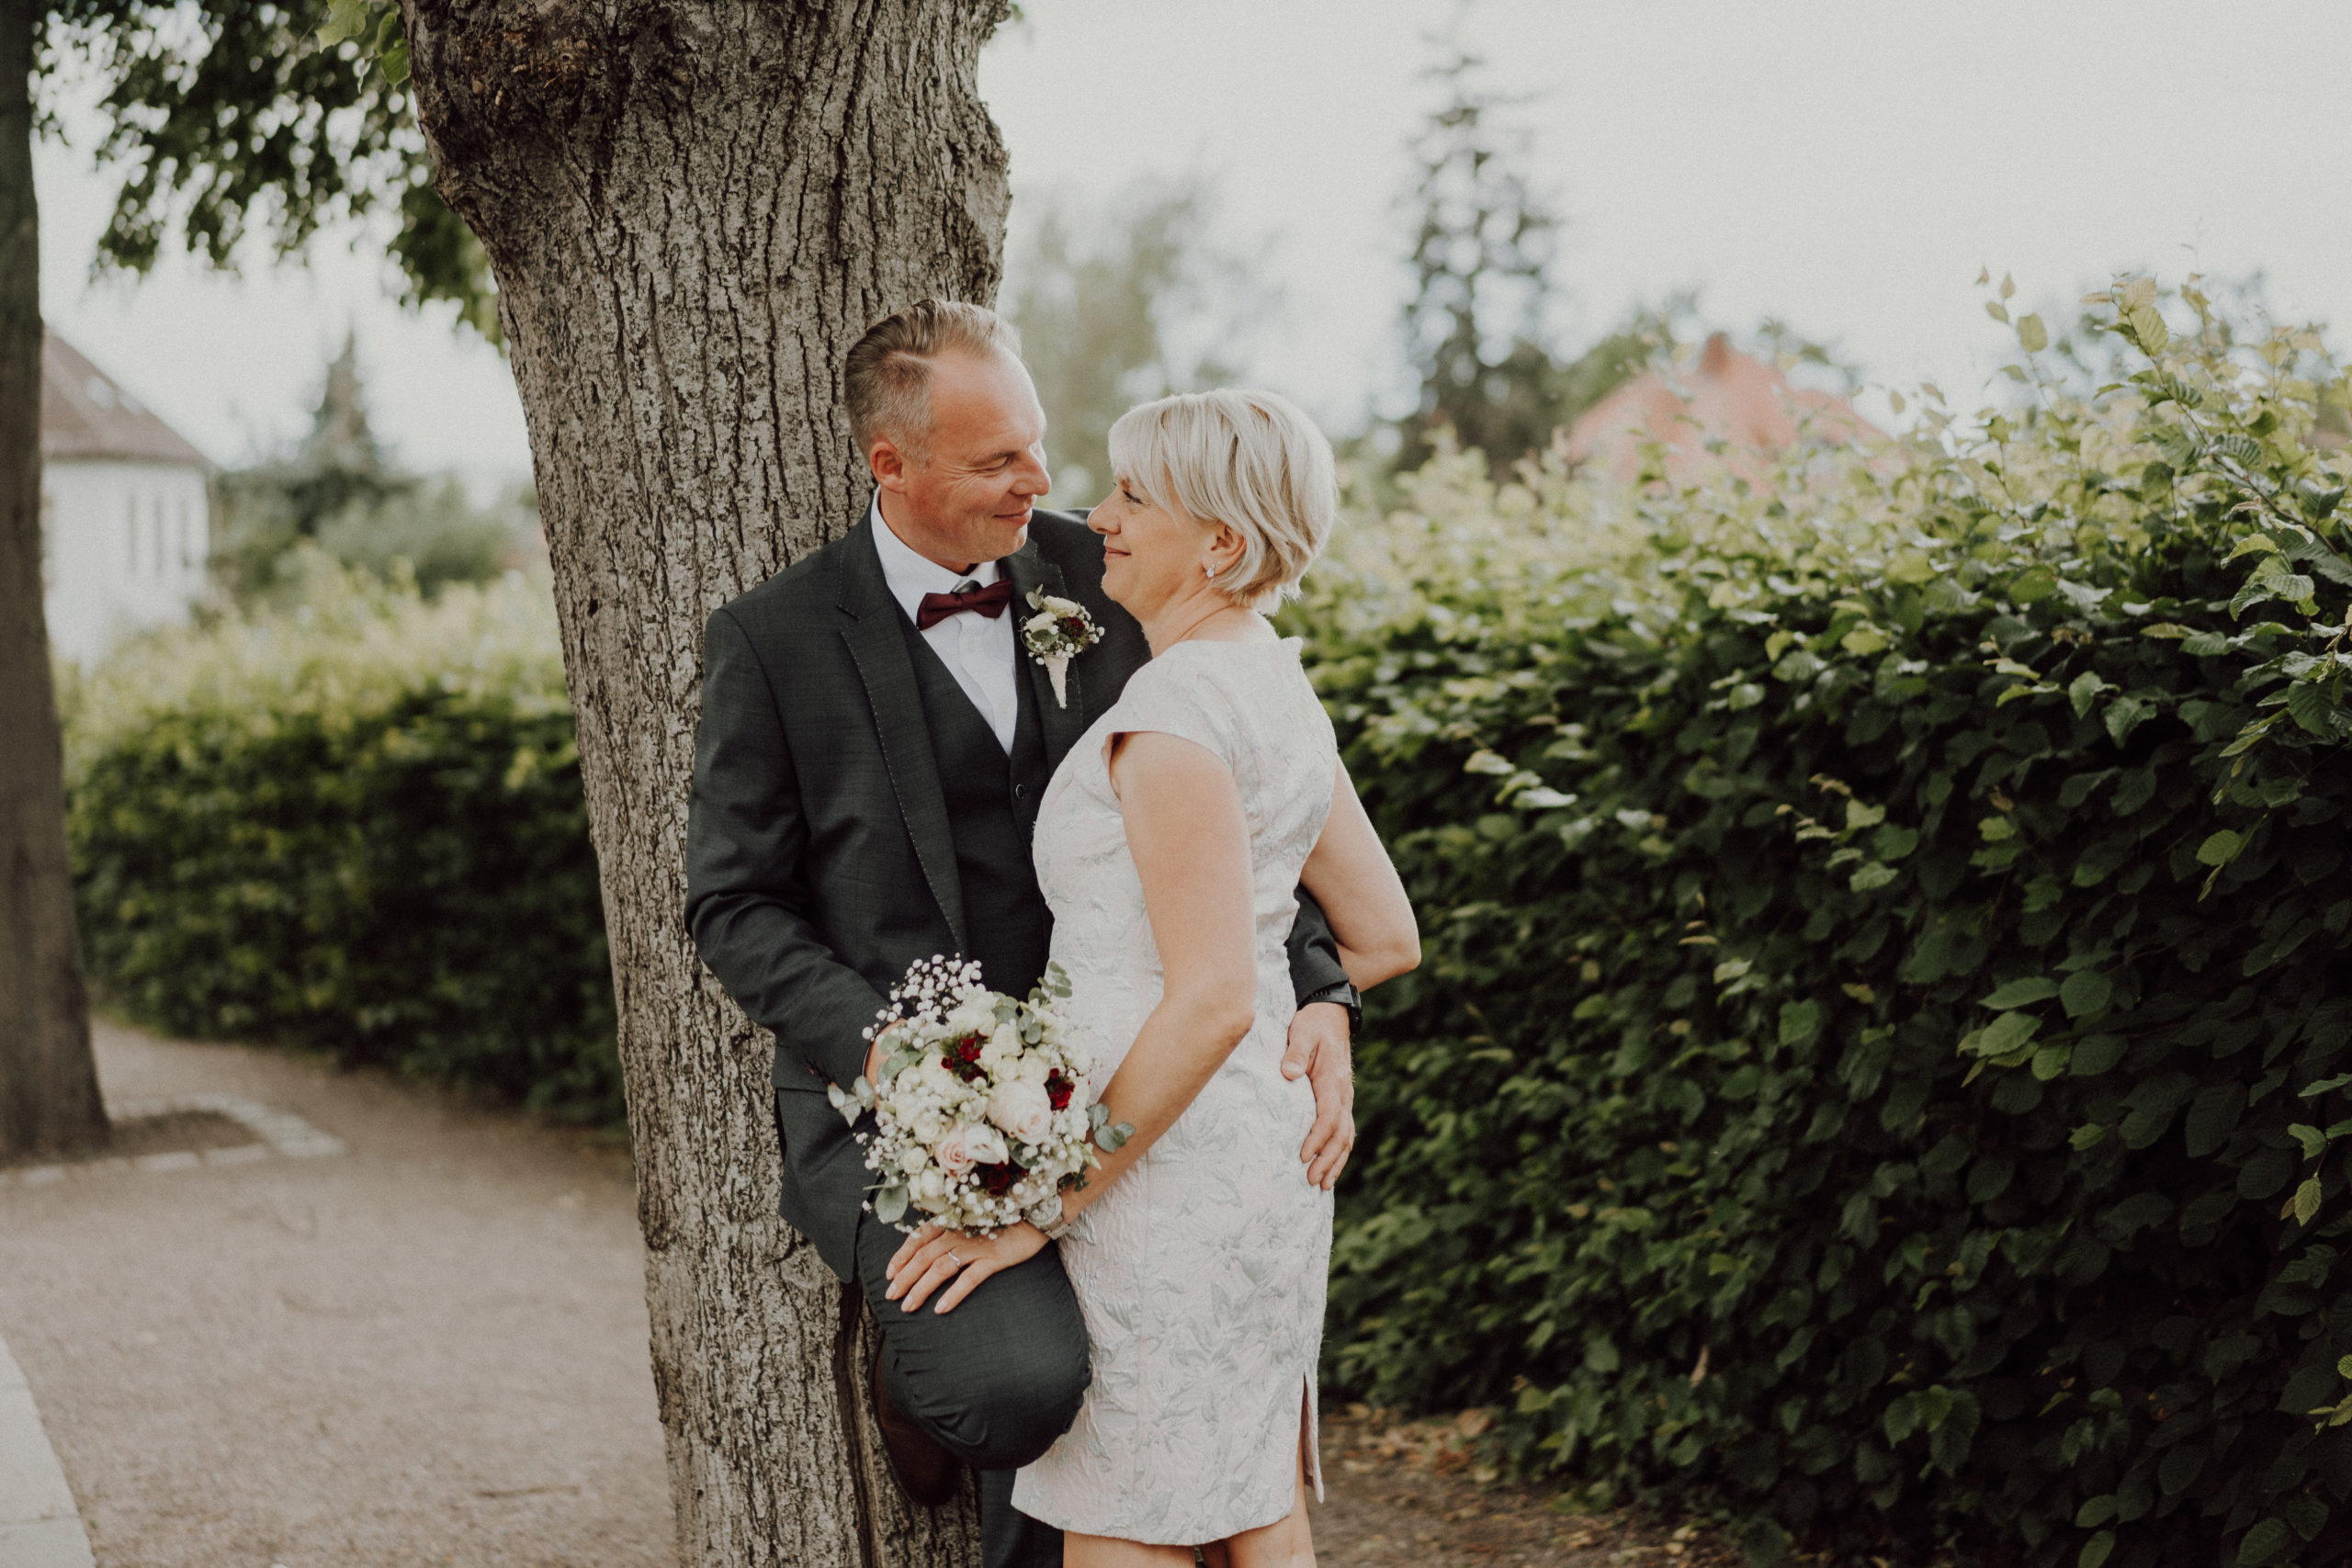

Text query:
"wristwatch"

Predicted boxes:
[[1041, 1201, 1078, 1243], [1299, 980, 1362, 1038]]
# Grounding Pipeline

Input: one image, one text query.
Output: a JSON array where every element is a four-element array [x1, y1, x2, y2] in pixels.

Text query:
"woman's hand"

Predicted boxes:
[[884, 1220, 1048, 1314]]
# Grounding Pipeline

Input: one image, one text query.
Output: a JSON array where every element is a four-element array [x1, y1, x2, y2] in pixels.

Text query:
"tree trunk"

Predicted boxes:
[[402, 2, 1010, 1561], [0, 0, 107, 1164]]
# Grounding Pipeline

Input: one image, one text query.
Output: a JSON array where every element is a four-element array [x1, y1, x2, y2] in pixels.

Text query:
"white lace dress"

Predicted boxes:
[[1012, 637, 1338, 1544]]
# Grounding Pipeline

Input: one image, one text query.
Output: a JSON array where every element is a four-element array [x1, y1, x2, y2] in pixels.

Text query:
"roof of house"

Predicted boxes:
[[40, 331, 208, 467], [1561, 332, 1881, 484]]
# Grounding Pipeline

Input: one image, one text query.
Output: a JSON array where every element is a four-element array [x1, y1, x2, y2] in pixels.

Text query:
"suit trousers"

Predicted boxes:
[[854, 1207, 1091, 1568]]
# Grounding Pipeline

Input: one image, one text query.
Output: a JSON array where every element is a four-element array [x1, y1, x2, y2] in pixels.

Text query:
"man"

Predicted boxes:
[[684, 299, 1360, 1568]]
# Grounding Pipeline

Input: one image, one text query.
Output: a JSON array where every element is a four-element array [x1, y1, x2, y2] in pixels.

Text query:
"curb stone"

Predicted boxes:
[[0, 1095, 345, 1190], [0, 1334, 94, 1568]]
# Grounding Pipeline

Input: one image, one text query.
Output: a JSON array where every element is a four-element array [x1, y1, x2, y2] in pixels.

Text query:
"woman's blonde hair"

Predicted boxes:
[[1106, 389, 1339, 611]]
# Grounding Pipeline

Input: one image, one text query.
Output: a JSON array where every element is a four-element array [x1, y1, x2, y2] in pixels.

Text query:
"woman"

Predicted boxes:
[[885, 388, 1419, 1565]]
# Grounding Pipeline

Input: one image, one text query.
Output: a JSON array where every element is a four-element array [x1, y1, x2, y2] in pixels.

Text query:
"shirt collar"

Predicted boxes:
[[870, 493, 1001, 626]]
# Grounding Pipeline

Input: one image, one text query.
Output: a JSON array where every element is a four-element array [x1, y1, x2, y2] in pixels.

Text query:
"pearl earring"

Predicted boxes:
[[1203, 561, 1216, 581]]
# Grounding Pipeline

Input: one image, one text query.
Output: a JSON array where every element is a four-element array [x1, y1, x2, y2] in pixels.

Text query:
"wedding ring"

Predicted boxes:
[[947, 1251, 964, 1268]]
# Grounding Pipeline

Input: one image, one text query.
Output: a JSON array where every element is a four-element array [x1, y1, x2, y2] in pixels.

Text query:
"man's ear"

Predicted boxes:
[[869, 437, 910, 495]]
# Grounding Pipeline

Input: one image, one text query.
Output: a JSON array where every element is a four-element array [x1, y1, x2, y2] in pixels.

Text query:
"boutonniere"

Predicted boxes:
[[1021, 590, 1104, 708]]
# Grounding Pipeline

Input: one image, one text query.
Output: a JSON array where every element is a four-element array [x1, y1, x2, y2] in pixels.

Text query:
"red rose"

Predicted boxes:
[[978, 1161, 1020, 1195], [1046, 1071, 1073, 1111], [944, 1032, 989, 1081]]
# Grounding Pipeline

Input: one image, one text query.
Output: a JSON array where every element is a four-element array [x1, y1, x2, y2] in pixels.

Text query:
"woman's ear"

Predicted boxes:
[[1207, 521, 1247, 577]]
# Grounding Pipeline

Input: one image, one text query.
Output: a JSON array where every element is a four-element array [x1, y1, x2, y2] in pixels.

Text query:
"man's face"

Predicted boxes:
[[870, 349, 1051, 570]]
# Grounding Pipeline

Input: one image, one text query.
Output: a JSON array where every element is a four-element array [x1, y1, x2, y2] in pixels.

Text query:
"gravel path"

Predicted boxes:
[[0, 1021, 671, 1568]]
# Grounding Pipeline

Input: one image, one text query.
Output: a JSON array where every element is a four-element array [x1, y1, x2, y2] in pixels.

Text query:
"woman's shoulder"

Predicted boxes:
[[1113, 639, 1314, 751]]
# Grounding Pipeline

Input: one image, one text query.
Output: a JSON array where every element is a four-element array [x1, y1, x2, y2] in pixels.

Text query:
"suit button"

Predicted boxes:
[[1013, 783, 1027, 799]]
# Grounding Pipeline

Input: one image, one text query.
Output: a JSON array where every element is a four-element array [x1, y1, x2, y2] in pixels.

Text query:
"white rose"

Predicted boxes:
[[988, 1079, 1054, 1146], [913, 1168, 947, 1203], [962, 1122, 1009, 1168], [979, 1021, 1022, 1072], [898, 1145, 929, 1176], [935, 1124, 980, 1179], [1012, 1052, 1051, 1086]]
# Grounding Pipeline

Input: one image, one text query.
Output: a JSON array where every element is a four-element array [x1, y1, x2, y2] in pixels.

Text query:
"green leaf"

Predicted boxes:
[[2075, 1495, 2119, 1529], [2129, 306, 2169, 353], [1779, 1000, 1823, 1047], [1841, 625, 1887, 656], [2236, 1517, 2290, 1566], [2293, 1178, 2324, 1225], [2060, 969, 2113, 1020], [2104, 696, 2153, 745], [1871, 823, 1918, 861], [873, 1184, 910, 1224], [2018, 313, 2048, 353], [2071, 1123, 2109, 1150], [2287, 679, 2338, 737], [2197, 830, 2245, 868], [316, 0, 375, 44], [2290, 1124, 2330, 1160], [2068, 671, 2111, 716], [2010, 567, 2059, 604], [1983, 976, 2062, 1009], [1849, 862, 1898, 893], [1962, 1011, 2041, 1057]]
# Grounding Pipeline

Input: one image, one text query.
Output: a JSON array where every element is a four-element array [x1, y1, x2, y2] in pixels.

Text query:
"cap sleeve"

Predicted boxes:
[[1103, 649, 1237, 769]]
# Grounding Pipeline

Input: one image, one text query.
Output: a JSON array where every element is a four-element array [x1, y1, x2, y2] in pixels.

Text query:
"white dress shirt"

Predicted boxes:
[[870, 496, 1023, 753]]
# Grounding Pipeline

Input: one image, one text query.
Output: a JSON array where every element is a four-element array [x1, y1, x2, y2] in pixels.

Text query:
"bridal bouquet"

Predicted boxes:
[[830, 956, 1129, 1234]]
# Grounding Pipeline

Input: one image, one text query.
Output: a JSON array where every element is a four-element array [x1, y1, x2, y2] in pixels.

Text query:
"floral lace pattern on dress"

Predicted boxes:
[[1012, 637, 1339, 1545]]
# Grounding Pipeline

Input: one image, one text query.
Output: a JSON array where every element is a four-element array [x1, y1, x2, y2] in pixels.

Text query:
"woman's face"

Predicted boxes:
[[1089, 473, 1237, 617]]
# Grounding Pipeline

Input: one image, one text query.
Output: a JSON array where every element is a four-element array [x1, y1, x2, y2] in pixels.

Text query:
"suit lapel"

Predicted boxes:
[[1004, 542, 1091, 766], [835, 519, 968, 956]]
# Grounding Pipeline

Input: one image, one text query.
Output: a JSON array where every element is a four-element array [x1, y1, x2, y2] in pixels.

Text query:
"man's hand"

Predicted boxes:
[[1283, 1000, 1355, 1190]]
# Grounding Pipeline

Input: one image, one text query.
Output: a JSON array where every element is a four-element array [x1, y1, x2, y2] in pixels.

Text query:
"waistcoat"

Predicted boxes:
[[898, 613, 1056, 998]]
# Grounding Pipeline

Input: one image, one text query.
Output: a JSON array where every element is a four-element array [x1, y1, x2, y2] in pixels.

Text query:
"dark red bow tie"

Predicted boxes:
[[914, 578, 1014, 631]]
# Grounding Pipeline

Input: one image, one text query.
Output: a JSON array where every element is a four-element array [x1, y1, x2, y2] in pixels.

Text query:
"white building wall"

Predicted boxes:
[[40, 459, 211, 665]]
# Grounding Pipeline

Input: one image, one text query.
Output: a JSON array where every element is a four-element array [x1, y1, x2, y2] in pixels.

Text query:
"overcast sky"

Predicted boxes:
[[33, 0, 2352, 480]]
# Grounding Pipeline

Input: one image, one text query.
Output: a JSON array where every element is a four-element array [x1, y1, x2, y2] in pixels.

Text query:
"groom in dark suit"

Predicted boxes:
[[684, 299, 1360, 1568]]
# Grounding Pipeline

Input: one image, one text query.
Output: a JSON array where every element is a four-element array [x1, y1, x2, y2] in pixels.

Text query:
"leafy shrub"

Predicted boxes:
[[62, 560, 620, 1122], [1297, 281, 2352, 1565]]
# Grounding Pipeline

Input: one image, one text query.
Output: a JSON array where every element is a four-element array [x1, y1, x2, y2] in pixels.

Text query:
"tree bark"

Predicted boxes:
[[0, 0, 108, 1163], [401, 3, 1011, 1561]]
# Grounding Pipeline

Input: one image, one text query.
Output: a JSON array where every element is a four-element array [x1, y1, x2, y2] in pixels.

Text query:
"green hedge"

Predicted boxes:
[[1296, 282, 2352, 1565], [62, 562, 621, 1122]]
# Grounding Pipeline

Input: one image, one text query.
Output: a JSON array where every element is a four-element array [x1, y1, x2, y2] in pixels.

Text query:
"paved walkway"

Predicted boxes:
[[0, 1022, 673, 1567]]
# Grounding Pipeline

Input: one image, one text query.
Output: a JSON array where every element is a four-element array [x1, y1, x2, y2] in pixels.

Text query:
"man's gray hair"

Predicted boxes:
[[843, 299, 1023, 462]]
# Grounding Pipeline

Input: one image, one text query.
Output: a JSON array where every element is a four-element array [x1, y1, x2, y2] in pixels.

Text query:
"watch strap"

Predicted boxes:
[[1301, 980, 1362, 1035]]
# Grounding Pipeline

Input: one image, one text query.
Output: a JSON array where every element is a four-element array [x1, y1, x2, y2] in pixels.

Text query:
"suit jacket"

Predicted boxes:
[[684, 508, 1346, 1279]]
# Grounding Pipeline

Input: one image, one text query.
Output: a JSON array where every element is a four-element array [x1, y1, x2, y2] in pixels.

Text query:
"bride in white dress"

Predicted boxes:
[[884, 388, 1419, 1566]]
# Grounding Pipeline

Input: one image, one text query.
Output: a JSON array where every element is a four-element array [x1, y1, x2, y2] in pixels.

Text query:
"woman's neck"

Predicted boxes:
[[1139, 590, 1268, 656]]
